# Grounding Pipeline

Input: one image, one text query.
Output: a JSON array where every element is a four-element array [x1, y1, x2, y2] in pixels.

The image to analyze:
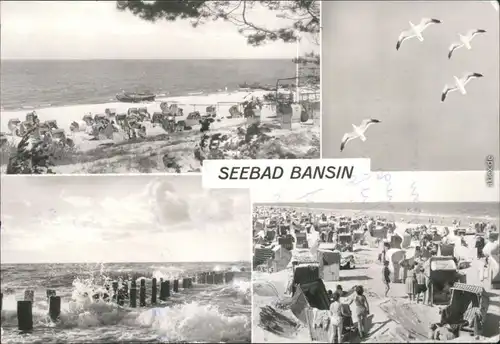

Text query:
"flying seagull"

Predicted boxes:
[[441, 73, 484, 102], [340, 119, 381, 152], [448, 29, 487, 59], [396, 18, 442, 50]]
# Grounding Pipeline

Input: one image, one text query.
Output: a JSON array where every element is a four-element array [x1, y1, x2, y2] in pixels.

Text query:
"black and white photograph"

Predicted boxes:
[[252, 202, 500, 343], [322, 1, 499, 170], [0, 175, 251, 343], [0, 0, 320, 174]]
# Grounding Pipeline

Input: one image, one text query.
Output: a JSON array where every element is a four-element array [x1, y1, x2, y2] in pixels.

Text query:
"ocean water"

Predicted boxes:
[[0, 59, 295, 110], [0, 261, 251, 343], [254, 202, 500, 219]]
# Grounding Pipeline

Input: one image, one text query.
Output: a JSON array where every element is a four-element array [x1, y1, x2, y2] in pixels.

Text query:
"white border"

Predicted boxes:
[[251, 171, 500, 203], [319, 0, 323, 159]]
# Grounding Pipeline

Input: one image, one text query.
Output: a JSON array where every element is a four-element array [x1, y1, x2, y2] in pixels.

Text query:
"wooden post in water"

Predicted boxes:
[[182, 278, 187, 289], [123, 281, 129, 298], [130, 280, 137, 308], [173, 279, 179, 293], [160, 281, 170, 300], [188, 277, 193, 288], [49, 296, 61, 322], [46, 289, 56, 300], [1, 292, 3, 312], [207, 272, 214, 284], [140, 279, 146, 307], [112, 281, 119, 302], [24, 289, 34, 302], [224, 272, 234, 284], [17, 300, 33, 332], [199, 272, 207, 284], [164, 281, 170, 298], [151, 278, 157, 304]]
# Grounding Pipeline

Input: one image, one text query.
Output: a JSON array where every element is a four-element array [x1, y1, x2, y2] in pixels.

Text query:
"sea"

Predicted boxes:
[[0, 59, 295, 111], [0, 261, 251, 343], [255, 202, 500, 220]]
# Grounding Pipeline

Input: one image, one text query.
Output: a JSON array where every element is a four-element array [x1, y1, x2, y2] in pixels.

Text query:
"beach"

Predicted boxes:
[[1, 261, 251, 343], [0, 59, 320, 173], [0, 89, 320, 174], [252, 204, 500, 343]]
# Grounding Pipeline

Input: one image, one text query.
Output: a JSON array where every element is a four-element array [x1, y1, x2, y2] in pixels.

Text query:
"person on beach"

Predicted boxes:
[[475, 234, 485, 259], [405, 263, 417, 302], [329, 292, 343, 343], [382, 260, 391, 297], [415, 265, 427, 303], [353, 285, 370, 339]]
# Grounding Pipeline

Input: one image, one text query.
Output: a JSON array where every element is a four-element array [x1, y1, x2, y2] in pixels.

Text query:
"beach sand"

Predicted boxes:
[[252, 208, 500, 343], [0, 88, 320, 173]]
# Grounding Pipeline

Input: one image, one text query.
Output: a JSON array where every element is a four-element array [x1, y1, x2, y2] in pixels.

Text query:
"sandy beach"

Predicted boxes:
[[252, 205, 500, 343], [0, 88, 320, 173]]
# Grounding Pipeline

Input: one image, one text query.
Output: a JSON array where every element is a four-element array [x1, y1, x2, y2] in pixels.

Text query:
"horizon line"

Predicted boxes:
[[1, 57, 296, 61], [1, 260, 250, 265]]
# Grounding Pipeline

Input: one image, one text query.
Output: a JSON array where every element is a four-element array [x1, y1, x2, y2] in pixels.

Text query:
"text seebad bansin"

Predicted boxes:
[[218, 166, 355, 180]]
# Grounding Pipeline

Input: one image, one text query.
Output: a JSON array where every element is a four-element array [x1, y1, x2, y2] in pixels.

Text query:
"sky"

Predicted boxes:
[[0, 0, 319, 59], [0, 176, 251, 264], [322, 0, 499, 170]]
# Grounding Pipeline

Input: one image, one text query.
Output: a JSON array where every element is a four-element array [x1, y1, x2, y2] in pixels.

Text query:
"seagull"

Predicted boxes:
[[396, 18, 442, 50], [448, 29, 487, 59], [491, 1, 499, 11], [441, 73, 484, 102], [340, 119, 381, 152]]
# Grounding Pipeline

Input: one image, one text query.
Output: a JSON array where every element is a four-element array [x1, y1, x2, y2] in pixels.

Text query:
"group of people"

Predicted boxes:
[[326, 285, 371, 343]]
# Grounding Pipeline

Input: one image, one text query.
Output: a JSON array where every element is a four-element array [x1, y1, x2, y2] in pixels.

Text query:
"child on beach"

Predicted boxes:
[[382, 260, 391, 297], [329, 292, 343, 343], [354, 285, 370, 339]]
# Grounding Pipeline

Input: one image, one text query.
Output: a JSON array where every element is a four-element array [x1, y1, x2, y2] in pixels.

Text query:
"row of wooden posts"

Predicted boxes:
[[1, 271, 235, 332]]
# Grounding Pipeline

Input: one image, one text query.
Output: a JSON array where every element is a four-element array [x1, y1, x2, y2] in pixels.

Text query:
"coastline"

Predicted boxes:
[[255, 206, 500, 226], [1, 86, 320, 173]]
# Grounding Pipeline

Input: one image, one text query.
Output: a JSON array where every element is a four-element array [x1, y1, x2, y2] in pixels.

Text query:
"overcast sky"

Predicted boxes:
[[1, 176, 251, 264], [1, 0, 318, 59]]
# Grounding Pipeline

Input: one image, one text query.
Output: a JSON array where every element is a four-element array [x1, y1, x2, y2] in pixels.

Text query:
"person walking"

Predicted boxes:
[[405, 263, 417, 302], [329, 292, 343, 343], [383, 260, 391, 297], [354, 286, 370, 339], [415, 265, 427, 304]]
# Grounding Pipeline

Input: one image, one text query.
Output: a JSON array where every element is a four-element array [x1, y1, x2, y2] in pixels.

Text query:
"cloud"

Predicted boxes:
[[0, 177, 250, 263]]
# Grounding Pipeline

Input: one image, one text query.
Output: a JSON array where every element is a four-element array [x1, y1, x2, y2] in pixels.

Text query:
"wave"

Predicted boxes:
[[0, 273, 251, 342], [137, 302, 250, 343]]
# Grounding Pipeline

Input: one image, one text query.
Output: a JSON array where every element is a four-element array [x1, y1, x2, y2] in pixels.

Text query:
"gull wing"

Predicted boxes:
[[460, 72, 484, 86], [416, 17, 441, 32], [396, 30, 414, 50], [441, 84, 457, 102], [359, 119, 381, 132], [340, 132, 357, 152], [466, 29, 486, 40], [448, 43, 462, 59]]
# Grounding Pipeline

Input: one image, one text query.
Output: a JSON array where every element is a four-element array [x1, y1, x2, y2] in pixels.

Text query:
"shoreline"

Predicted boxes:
[[0, 84, 319, 113], [255, 206, 500, 225]]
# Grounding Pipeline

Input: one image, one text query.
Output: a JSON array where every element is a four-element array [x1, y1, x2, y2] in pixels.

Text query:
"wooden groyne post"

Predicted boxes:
[[46, 289, 56, 300], [140, 279, 146, 307], [207, 272, 214, 284], [49, 296, 61, 322], [17, 300, 33, 332], [151, 278, 157, 304], [112, 281, 119, 302], [130, 280, 137, 308], [160, 280, 170, 301], [173, 279, 179, 293]]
